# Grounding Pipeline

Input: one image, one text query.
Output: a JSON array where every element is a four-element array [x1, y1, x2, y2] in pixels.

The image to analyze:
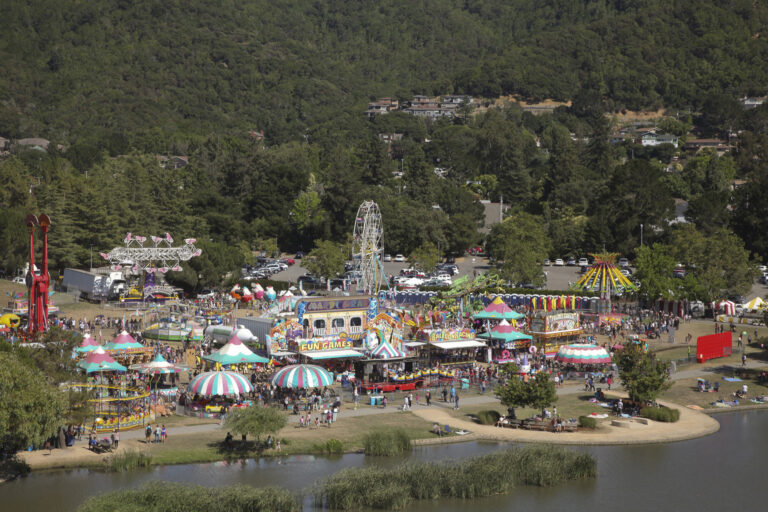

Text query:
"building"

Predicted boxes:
[[403, 105, 455, 118], [741, 96, 766, 109], [684, 139, 730, 155], [15, 137, 51, 151], [364, 98, 399, 118], [441, 95, 473, 105], [641, 133, 678, 147]]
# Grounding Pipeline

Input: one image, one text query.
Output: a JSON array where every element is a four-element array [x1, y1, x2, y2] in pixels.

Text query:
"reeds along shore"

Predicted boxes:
[[315, 445, 597, 510]]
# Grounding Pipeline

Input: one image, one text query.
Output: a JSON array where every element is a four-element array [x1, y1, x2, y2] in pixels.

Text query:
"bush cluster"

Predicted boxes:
[[318, 439, 344, 455], [362, 429, 412, 456], [640, 406, 680, 422], [315, 445, 596, 510], [578, 416, 597, 429], [475, 410, 502, 425], [79, 482, 299, 512]]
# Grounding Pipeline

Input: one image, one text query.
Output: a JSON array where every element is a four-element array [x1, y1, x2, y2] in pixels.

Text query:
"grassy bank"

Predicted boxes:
[[314, 444, 596, 510]]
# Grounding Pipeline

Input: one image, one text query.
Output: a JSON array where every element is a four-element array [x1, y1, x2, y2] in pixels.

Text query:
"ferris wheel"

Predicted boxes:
[[352, 201, 385, 294]]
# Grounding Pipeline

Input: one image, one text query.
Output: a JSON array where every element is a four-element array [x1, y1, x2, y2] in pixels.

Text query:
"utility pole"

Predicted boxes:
[[640, 224, 644, 247], [499, 194, 503, 223]]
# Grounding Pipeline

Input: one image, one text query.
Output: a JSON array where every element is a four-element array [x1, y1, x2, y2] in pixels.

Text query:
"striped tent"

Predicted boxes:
[[270, 364, 334, 388], [77, 346, 127, 373], [74, 333, 100, 353], [203, 335, 269, 365], [188, 370, 253, 396], [474, 296, 525, 320], [104, 330, 146, 353], [554, 344, 611, 365], [371, 339, 405, 359], [130, 353, 189, 375]]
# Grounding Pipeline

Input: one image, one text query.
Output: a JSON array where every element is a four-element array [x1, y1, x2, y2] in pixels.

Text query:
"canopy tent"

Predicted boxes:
[[744, 297, 765, 311], [130, 353, 189, 375], [188, 370, 254, 396], [554, 344, 611, 365], [717, 300, 736, 316], [104, 330, 146, 353], [299, 349, 364, 360], [473, 296, 524, 320], [371, 339, 405, 359], [572, 253, 638, 295], [270, 364, 334, 388], [78, 346, 127, 373], [74, 333, 100, 353], [429, 340, 487, 350], [478, 319, 532, 343], [203, 335, 269, 365]]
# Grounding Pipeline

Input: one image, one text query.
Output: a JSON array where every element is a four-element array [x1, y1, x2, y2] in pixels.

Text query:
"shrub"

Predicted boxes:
[[640, 406, 680, 422], [314, 445, 597, 510], [318, 439, 343, 454], [106, 449, 152, 472], [475, 410, 501, 425], [578, 416, 597, 429], [362, 429, 412, 456], [79, 482, 300, 512]]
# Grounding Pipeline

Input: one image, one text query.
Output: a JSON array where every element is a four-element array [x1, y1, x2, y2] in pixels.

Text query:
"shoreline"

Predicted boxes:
[[11, 396, 743, 477]]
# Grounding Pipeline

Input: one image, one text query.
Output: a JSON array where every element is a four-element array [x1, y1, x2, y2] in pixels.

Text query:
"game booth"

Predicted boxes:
[[527, 311, 584, 357]]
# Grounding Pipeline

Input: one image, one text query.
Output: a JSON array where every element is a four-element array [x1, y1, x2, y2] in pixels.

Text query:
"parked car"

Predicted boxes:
[[11, 276, 25, 285], [578, 257, 588, 267], [382, 254, 392, 262], [554, 258, 564, 266], [543, 259, 551, 266], [673, 267, 686, 278], [394, 254, 406, 262], [566, 257, 576, 266], [280, 258, 296, 266], [445, 256, 456, 264], [295, 251, 304, 259], [618, 258, 630, 268]]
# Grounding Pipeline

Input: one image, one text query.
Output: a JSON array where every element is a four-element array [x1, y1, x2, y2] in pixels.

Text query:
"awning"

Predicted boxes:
[[429, 340, 487, 350], [300, 349, 365, 360], [403, 341, 426, 348], [270, 351, 296, 357]]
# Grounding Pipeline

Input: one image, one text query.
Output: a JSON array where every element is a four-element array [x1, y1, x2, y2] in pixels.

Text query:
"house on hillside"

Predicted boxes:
[[364, 98, 399, 119], [641, 133, 678, 147], [442, 95, 473, 105], [741, 96, 766, 109], [684, 139, 730, 155], [157, 155, 189, 169], [15, 138, 50, 151], [403, 105, 455, 118]]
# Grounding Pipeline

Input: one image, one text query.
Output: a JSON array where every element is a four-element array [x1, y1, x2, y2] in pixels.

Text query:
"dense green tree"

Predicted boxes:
[[304, 240, 346, 281], [0, 351, 68, 451], [408, 241, 440, 271], [224, 406, 287, 443], [486, 213, 550, 286], [633, 244, 678, 300], [616, 344, 671, 403], [496, 365, 557, 419]]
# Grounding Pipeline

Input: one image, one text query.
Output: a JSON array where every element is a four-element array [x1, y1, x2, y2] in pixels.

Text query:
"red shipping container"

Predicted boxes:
[[696, 332, 732, 363]]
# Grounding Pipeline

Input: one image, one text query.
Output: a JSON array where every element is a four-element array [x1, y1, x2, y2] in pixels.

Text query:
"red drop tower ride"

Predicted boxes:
[[25, 214, 51, 334]]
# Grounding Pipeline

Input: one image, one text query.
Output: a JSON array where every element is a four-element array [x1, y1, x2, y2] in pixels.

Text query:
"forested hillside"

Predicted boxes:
[[2, 0, 767, 143], [1, 1, 767, 298]]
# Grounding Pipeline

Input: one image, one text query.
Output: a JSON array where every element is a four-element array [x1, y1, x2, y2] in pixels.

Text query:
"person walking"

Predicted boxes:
[[453, 393, 459, 410], [113, 429, 119, 450], [145, 424, 152, 444], [426, 390, 431, 406], [353, 387, 359, 410], [617, 398, 623, 416], [161, 424, 167, 443], [154, 425, 161, 443], [742, 353, 747, 367], [450, 385, 456, 404], [442, 386, 448, 402]]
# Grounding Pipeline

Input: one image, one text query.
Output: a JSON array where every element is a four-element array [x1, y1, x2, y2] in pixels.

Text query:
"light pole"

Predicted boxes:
[[640, 224, 644, 247], [90, 245, 93, 271]]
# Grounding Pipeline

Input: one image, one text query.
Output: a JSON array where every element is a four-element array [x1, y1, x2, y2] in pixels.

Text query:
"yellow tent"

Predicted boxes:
[[744, 297, 765, 311]]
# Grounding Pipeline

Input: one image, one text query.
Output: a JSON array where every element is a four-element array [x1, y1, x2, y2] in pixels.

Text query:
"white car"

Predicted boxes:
[[554, 258, 564, 266], [619, 258, 630, 268], [382, 254, 392, 262], [578, 258, 589, 267], [197, 289, 215, 299], [394, 254, 406, 262], [11, 276, 25, 285]]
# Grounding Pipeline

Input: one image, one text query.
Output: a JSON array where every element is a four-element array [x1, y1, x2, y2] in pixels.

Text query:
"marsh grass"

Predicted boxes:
[[315, 444, 597, 510], [106, 449, 152, 472], [78, 482, 299, 512], [362, 429, 411, 456]]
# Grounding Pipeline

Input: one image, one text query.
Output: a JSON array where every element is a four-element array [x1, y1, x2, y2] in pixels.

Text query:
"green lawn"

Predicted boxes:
[[449, 393, 612, 424]]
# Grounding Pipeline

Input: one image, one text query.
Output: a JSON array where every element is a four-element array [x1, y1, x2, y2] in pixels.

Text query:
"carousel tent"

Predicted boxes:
[[130, 353, 188, 375], [717, 300, 736, 316], [744, 297, 765, 311], [371, 339, 405, 359], [74, 333, 100, 353], [104, 330, 146, 353], [478, 319, 533, 343], [188, 370, 253, 396], [270, 364, 334, 388], [554, 344, 611, 365], [473, 296, 524, 320], [78, 346, 127, 373], [203, 335, 269, 365], [572, 253, 638, 294]]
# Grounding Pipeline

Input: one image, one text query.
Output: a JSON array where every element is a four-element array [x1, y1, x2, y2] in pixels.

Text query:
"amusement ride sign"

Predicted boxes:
[[418, 328, 475, 342]]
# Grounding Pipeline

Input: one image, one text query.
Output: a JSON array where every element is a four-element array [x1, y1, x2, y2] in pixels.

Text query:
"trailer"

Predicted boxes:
[[61, 268, 111, 301]]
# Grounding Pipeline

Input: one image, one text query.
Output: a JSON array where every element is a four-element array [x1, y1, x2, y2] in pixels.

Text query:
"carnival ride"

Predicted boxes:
[[24, 214, 51, 334], [66, 383, 151, 432], [571, 253, 638, 295], [102, 232, 201, 303], [352, 201, 387, 294]]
